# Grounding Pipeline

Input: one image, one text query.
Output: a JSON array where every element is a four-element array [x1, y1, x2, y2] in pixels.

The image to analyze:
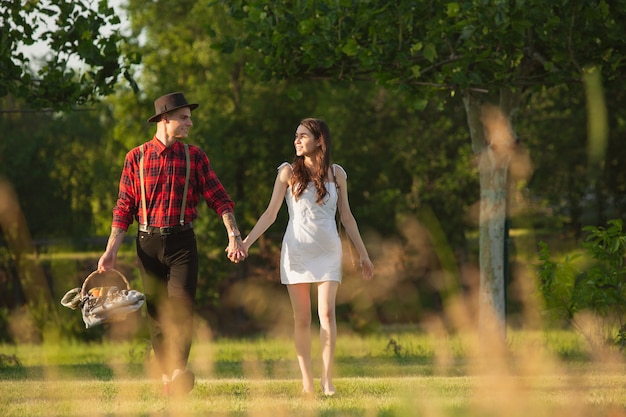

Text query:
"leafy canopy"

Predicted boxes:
[[1, 0, 139, 110], [220, 0, 626, 106]]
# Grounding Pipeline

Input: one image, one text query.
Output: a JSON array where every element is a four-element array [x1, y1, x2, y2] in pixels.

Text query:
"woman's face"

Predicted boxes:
[[294, 124, 320, 157]]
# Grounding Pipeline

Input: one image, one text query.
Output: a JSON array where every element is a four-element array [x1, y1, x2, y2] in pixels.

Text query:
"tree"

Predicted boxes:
[[0, 0, 139, 110], [115, 0, 481, 333], [216, 0, 626, 344]]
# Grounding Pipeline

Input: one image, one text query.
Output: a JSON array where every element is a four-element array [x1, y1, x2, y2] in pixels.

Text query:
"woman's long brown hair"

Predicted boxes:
[[291, 118, 331, 204]]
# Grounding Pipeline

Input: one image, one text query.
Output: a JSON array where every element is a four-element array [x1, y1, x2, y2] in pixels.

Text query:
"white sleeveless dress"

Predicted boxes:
[[279, 162, 346, 285]]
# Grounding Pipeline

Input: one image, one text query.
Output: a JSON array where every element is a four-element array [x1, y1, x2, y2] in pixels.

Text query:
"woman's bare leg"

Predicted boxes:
[[286, 283, 314, 393], [318, 281, 339, 395]]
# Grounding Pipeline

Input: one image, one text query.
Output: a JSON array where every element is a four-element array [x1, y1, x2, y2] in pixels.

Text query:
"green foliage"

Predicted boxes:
[[538, 219, 626, 348], [217, 0, 626, 333], [0, 100, 109, 238], [536, 241, 581, 324], [1, 0, 140, 110], [223, 0, 626, 97], [4, 0, 626, 341], [520, 85, 591, 230]]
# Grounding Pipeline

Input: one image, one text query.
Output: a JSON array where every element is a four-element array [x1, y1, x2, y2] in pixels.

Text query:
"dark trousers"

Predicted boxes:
[[136, 229, 198, 376]]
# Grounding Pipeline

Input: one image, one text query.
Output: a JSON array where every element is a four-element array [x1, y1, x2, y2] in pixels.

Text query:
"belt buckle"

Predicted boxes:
[[159, 226, 172, 236]]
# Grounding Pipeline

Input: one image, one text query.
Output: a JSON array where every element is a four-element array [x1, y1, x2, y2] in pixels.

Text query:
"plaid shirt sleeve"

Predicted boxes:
[[112, 148, 140, 230], [193, 146, 234, 216]]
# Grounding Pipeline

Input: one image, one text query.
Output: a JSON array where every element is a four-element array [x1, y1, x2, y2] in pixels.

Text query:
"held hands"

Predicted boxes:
[[226, 237, 248, 263]]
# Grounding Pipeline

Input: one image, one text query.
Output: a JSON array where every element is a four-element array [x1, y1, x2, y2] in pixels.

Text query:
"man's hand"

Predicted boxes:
[[97, 251, 116, 272], [98, 227, 125, 272], [226, 237, 247, 263]]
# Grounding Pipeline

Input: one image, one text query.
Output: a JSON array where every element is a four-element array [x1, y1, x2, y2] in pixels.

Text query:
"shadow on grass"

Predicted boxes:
[[0, 355, 447, 381], [0, 363, 144, 380]]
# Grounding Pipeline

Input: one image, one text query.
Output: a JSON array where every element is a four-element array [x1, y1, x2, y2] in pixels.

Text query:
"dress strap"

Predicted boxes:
[[331, 163, 347, 179], [277, 161, 291, 171]]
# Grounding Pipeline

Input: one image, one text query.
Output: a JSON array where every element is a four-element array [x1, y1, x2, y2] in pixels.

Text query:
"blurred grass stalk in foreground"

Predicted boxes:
[[1, 329, 626, 416]]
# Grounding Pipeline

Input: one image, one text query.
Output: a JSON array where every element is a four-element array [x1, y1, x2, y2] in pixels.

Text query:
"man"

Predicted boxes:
[[97, 92, 246, 396]]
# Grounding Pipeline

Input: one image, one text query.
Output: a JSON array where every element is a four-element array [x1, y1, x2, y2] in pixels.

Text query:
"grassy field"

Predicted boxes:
[[1, 328, 626, 417]]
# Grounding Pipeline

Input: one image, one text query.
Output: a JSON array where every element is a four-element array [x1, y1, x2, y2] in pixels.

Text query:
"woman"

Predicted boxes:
[[236, 118, 374, 396]]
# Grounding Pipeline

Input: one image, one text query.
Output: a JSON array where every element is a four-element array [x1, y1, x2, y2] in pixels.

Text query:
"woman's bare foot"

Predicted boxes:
[[302, 378, 315, 396], [321, 380, 336, 396]]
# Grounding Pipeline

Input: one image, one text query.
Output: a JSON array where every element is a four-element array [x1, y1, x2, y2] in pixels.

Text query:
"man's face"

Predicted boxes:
[[164, 107, 193, 138]]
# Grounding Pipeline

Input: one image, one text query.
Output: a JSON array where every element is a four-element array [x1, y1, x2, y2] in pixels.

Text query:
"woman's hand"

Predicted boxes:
[[360, 258, 374, 280], [226, 237, 247, 263]]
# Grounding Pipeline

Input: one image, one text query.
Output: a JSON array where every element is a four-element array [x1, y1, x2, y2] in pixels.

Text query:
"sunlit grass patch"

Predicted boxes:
[[3, 374, 626, 417], [0, 329, 624, 416]]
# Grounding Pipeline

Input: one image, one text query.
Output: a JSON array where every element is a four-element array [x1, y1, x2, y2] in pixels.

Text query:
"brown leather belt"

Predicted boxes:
[[138, 223, 193, 236]]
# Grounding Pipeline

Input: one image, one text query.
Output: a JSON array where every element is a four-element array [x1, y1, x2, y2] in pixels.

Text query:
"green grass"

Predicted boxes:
[[1, 329, 626, 416]]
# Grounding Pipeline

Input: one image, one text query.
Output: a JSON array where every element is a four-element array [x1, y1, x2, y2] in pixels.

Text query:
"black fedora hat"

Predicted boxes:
[[147, 92, 199, 123]]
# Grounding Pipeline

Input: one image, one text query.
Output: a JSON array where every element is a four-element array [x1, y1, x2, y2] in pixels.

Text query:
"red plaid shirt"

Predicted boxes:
[[112, 137, 234, 230]]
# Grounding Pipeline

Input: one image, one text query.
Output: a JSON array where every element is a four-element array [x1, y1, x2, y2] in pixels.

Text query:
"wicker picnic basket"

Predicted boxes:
[[61, 269, 145, 329], [80, 269, 130, 299]]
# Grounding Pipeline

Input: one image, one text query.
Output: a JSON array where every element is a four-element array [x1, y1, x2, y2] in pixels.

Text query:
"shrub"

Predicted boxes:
[[537, 219, 626, 350]]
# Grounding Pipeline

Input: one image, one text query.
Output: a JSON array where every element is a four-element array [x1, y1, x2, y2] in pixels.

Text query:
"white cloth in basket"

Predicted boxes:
[[61, 283, 145, 329]]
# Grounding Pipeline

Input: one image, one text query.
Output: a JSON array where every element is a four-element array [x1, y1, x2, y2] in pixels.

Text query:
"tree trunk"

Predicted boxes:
[[477, 148, 509, 340], [463, 89, 519, 349]]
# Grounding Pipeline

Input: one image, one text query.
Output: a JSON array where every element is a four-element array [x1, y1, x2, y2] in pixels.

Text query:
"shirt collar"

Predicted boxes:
[[150, 136, 184, 156]]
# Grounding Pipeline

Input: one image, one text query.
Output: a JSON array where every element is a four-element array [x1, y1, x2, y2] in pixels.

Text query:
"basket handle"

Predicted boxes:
[[80, 268, 130, 299]]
